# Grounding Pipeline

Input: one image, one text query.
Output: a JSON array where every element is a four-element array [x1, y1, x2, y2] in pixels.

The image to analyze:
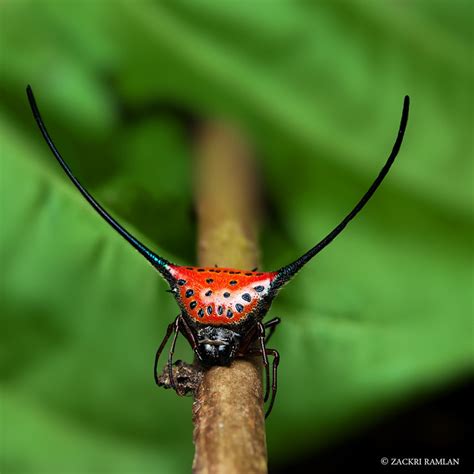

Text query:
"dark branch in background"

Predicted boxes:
[[192, 122, 267, 474]]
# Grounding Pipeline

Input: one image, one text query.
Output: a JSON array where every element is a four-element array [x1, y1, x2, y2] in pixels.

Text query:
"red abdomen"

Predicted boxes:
[[168, 265, 278, 325]]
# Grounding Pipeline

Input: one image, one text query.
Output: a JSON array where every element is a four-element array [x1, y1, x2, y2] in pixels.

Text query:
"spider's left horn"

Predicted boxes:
[[26, 85, 175, 283], [271, 96, 410, 291]]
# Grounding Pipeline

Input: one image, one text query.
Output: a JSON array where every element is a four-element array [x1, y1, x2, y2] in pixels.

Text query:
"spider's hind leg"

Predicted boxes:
[[246, 345, 280, 418]]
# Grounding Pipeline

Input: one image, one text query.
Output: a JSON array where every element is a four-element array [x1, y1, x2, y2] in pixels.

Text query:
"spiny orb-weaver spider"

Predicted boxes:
[[27, 86, 409, 417]]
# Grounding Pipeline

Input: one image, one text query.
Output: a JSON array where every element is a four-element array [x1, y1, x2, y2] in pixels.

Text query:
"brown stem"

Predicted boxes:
[[192, 122, 267, 474]]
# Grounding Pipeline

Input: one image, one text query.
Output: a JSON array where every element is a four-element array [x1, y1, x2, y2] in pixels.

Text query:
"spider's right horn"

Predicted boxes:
[[271, 96, 410, 292]]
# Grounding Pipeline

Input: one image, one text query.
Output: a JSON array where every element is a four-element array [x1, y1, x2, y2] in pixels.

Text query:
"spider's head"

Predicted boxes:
[[195, 326, 241, 366]]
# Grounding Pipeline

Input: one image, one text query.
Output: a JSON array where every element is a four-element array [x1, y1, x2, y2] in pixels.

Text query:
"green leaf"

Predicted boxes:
[[1, 1, 472, 472], [0, 113, 194, 473]]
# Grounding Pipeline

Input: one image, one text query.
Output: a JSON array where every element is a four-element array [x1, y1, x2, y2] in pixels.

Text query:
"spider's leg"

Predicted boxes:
[[264, 317, 281, 344], [264, 349, 280, 418], [257, 322, 270, 402], [167, 316, 181, 390], [154, 316, 179, 385]]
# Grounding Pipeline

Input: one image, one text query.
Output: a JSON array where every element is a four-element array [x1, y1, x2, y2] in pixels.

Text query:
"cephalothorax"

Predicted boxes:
[[27, 86, 409, 417]]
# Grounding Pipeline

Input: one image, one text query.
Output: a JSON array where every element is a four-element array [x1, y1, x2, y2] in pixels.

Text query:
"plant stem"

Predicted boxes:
[[192, 122, 267, 474]]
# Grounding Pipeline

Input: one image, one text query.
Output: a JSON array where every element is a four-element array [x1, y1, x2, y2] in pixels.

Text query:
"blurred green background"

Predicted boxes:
[[1, 1, 473, 473]]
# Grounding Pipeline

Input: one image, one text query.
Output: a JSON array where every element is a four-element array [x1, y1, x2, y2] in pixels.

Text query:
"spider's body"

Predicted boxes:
[[166, 265, 278, 368], [26, 85, 409, 417], [168, 265, 277, 327]]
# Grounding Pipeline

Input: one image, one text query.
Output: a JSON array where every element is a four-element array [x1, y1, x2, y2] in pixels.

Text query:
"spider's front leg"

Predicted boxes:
[[154, 315, 180, 386], [154, 315, 202, 396]]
